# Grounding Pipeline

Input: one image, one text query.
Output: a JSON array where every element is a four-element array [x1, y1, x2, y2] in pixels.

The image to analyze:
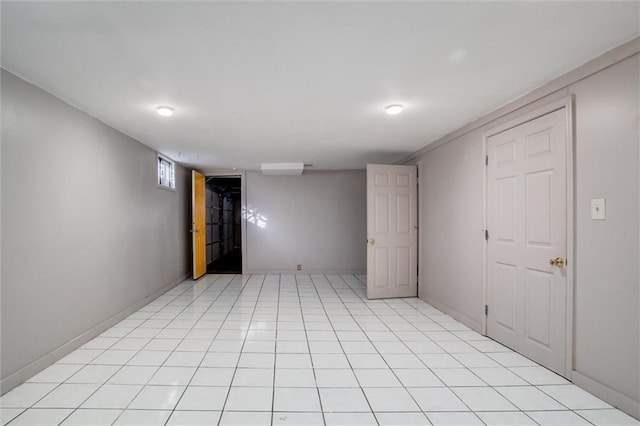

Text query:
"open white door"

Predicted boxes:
[[366, 164, 418, 299], [486, 108, 568, 375]]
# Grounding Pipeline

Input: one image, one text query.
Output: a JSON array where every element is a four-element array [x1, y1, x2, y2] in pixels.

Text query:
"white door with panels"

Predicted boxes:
[[486, 108, 568, 375], [366, 164, 418, 299]]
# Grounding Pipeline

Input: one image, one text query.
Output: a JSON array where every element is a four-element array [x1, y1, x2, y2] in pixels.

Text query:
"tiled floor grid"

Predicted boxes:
[[1, 274, 638, 425]]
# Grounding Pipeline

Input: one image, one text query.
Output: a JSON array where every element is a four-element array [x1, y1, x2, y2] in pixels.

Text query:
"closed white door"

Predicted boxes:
[[366, 164, 418, 299], [487, 108, 568, 375]]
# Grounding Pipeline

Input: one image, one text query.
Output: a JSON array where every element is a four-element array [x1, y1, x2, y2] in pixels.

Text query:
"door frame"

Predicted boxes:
[[416, 160, 424, 299], [201, 169, 247, 275], [481, 96, 575, 379]]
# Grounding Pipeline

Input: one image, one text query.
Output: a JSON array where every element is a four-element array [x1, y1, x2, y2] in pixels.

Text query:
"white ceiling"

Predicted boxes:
[[2, 2, 638, 171]]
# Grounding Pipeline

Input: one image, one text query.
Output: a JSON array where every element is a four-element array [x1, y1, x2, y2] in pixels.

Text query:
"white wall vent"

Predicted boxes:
[[261, 162, 304, 176]]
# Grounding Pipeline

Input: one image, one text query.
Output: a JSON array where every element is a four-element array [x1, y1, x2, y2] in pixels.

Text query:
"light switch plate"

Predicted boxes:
[[591, 198, 606, 220]]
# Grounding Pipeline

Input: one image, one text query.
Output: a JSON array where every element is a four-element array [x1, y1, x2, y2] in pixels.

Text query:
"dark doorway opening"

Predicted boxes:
[[205, 176, 242, 274]]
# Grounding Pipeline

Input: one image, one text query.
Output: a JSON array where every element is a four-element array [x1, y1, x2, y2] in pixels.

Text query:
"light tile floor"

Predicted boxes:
[[1, 274, 638, 426]]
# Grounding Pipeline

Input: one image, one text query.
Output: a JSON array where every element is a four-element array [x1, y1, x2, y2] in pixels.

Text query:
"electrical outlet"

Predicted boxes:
[[296, 264, 302, 271]]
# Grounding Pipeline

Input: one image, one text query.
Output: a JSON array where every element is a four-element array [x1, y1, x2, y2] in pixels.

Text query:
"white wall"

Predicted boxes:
[[1, 70, 191, 392], [418, 127, 485, 330], [245, 170, 366, 273], [571, 55, 639, 413], [409, 52, 640, 417]]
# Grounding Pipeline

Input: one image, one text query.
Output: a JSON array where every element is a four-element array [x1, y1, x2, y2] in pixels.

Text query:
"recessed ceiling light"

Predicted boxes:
[[385, 104, 404, 115], [156, 106, 174, 117]]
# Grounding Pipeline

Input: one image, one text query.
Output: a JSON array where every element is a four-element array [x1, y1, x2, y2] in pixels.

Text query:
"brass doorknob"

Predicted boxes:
[[368, 238, 375, 245], [549, 257, 566, 267]]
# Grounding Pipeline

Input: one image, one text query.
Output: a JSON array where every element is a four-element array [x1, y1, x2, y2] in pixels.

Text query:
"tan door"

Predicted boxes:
[[366, 164, 418, 299], [192, 170, 206, 279], [487, 108, 568, 375]]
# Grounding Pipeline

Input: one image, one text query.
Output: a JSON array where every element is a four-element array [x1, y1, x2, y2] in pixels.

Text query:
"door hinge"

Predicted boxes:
[[485, 305, 488, 316], [485, 155, 488, 166], [484, 229, 489, 241]]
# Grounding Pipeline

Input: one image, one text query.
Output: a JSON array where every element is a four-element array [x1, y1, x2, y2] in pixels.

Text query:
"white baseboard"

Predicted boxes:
[[419, 294, 483, 333], [0, 272, 190, 395], [243, 269, 366, 275], [572, 371, 640, 420]]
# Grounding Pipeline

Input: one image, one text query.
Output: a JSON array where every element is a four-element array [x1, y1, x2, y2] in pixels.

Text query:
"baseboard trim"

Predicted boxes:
[[0, 272, 190, 395], [243, 269, 367, 275], [572, 371, 640, 420], [419, 294, 483, 333]]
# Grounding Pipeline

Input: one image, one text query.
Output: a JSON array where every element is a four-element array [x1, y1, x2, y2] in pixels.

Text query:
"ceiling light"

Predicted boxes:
[[385, 104, 404, 115], [156, 106, 174, 117]]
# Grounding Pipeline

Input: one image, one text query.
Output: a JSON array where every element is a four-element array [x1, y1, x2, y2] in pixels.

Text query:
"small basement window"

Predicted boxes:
[[158, 155, 175, 189]]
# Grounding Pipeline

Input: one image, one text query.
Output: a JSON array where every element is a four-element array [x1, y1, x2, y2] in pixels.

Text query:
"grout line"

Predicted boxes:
[[216, 273, 267, 424], [1, 274, 620, 426], [295, 274, 326, 426], [108, 273, 232, 425], [162, 273, 247, 426], [336, 273, 473, 425], [111, 273, 234, 425], [9, 276, 225, 426], [308, 274, 379, 425], [347, 274, 600, 425], [270, 273, 282, 425]]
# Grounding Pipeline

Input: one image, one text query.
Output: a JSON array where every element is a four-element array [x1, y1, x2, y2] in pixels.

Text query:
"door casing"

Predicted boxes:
[[482, 96, 575, 379], [201, 169, 247, 275], [416, 160, 424, 300]]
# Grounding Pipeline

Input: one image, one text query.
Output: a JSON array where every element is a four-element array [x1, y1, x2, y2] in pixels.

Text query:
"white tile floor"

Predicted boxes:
[[1, 274, 638, 426]]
